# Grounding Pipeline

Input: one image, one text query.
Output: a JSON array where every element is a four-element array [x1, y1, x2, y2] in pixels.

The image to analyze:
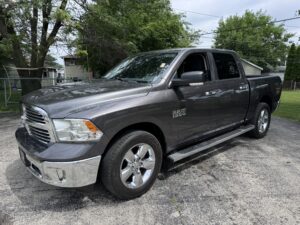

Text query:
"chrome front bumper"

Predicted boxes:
[[19, 149, 101, 188]]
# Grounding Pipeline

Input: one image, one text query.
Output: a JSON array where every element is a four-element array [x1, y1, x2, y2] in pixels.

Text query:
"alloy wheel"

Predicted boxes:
[[258, 109, 269, 133], [120, 143, 156, 189]]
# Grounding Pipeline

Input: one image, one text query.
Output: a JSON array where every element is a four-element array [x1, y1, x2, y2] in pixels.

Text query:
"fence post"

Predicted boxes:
[[4, 79, 7, 107]]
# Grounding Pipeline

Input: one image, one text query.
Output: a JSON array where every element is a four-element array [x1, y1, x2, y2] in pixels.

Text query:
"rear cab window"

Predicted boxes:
[[212, 53, 240, 80]]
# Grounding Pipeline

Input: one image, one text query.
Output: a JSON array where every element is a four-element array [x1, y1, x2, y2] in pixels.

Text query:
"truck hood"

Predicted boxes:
[[22, 79, 152, 118]]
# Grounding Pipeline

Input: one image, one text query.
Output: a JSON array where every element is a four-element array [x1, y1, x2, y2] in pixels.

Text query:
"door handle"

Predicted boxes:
[[205, 89, 221, 96], [205, 91, 212, 96], [239, 84, 248, 90]]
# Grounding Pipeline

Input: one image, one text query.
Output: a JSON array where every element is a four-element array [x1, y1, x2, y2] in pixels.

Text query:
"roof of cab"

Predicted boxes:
[[143, 47, 237, 54]]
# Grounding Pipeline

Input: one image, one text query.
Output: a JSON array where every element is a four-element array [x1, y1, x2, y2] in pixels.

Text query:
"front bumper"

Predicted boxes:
[[19, 148, 101, 187], [16, 127, 102, 188]]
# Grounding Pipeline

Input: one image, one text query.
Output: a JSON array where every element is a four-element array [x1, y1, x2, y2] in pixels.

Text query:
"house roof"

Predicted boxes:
[[241, 59, 263, 71], [61, 55, 80, 59]]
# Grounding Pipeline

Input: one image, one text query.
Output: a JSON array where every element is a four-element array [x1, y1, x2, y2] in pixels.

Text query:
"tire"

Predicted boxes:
[[100, 130, 162, 200], [248, 102, 271, 139]]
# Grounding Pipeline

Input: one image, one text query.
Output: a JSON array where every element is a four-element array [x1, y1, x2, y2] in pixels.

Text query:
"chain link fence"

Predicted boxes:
[[282, 80, 300, 90], [0, 65, 96, 109], [0, 76, 93, 108]]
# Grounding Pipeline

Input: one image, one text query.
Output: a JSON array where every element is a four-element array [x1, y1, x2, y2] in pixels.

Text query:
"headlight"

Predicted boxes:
[[53, 119, 103, 142]]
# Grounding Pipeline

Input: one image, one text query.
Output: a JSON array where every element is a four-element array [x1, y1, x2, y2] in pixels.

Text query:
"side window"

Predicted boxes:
[[176, 53, 211, 81], [213, 53, 240, 80]]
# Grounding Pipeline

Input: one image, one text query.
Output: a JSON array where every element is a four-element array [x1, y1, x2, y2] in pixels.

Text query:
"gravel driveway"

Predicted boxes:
[[0, 114, 299, 225]]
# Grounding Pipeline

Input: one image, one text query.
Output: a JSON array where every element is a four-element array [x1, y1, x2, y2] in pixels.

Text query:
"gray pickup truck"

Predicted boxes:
[[16, 48, 282, 199]]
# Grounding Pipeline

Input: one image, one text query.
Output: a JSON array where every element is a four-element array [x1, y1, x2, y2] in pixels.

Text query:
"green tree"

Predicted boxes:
[[214, 10, 293, 71], [44, 55, 63, 69], [0, 0, 72, 95], [77, 0, 199, 75], [285, 43, 297, 81], [0, 38, 12, 66], [292, 46, 300, 83]]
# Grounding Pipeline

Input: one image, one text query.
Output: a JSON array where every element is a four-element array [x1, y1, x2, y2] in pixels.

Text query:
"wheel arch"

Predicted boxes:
[[103, 122, 167, 158], [260, 95, 273, 111]]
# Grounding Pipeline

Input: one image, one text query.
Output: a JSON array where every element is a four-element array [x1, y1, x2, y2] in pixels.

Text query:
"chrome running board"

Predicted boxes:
[[167, 125, 255, 163]]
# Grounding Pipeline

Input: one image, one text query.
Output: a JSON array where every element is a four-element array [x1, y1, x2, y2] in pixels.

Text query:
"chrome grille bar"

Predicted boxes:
[[22, 105, 56, 144], [25, 106, 45, 124]]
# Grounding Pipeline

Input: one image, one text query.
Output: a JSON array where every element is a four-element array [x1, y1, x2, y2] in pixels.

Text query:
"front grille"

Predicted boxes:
[[28, 125, 51, 143], [25, 105, 45, 124], [23, 105, 53, 144]]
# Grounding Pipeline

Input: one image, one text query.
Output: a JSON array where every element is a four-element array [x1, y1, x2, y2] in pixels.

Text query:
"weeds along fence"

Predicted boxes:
[[0, 77, 93, 107]]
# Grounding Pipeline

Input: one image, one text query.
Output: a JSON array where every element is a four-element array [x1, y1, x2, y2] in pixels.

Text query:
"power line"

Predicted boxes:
[[285, 25, 300, 29], [200, 36, 214, 39], [201, 16, 300, 36], [173, 8, 221, 18]]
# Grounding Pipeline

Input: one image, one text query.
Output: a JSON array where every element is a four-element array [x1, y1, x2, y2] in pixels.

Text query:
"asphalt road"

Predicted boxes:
[[0, 114, 299, 225]]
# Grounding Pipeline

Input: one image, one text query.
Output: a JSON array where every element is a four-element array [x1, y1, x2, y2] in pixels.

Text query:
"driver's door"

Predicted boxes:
[[171, 53, 222, 145]]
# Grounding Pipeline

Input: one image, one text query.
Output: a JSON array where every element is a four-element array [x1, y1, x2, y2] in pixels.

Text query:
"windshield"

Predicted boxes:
[[104, 52, 178, 83]]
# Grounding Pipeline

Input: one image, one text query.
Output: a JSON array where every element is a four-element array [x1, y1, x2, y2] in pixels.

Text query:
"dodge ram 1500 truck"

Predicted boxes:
[[16, 48, 282, 199]]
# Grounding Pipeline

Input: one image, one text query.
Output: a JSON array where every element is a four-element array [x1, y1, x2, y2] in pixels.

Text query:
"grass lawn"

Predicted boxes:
[[274, 90, 300, 122], [0, 89, 21, 112]]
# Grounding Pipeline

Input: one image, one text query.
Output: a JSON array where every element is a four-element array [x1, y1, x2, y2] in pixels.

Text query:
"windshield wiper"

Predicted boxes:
[[131, 79, 148, 83], [111, 77, 127, 82], [112, 77, 149, 84]]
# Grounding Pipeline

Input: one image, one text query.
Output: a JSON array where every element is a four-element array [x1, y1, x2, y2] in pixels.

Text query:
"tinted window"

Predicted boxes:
[[177, 53, 210, 81], [213, 53, 240, 79]]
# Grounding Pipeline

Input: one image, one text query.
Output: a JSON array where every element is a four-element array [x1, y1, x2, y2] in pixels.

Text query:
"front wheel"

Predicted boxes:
[[249, 102, 271, 138], [100, 131, 162, 200]]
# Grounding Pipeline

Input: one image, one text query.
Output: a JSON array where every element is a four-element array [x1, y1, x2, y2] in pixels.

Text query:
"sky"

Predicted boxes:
[[52, 0, 300, 65], [171, 0, 300, 47]]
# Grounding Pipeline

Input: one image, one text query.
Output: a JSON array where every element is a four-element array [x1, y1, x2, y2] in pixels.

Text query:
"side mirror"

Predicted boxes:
[[172, 71, 205, 87]]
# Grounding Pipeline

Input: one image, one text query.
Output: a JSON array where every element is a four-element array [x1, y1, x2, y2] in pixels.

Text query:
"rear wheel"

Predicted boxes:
[[249, 102, 271, 138], [100, 131, 162, 200]]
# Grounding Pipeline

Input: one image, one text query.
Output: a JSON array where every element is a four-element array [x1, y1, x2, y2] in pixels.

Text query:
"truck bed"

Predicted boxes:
[[246, 75, 278, 79], [246, 74, 282, 117]]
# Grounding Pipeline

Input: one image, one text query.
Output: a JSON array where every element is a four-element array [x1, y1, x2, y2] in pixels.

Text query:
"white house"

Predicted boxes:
[[241, 59, 263, 76], [41, 67, 59, 86], [263, 65, 285, 81], [62, 55, 93, 81]]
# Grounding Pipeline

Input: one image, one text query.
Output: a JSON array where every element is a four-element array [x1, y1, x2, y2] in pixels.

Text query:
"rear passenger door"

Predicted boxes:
[[210, 52, 249, 130]]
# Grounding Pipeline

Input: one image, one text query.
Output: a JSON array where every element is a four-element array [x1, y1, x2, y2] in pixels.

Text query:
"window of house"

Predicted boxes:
[[43, 71, 48, 78], [213, 53, 240, 80], [65, 59, 76, 66]]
